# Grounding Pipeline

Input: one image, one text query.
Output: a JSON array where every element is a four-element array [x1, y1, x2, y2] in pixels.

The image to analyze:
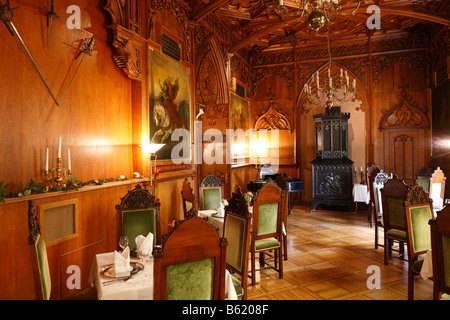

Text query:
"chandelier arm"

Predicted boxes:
[[336, 0, 361, 16], [323, 4, 339, 24]]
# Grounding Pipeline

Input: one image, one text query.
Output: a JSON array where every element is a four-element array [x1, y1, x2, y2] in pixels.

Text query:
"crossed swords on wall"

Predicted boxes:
[[0, 0, 95, 119]]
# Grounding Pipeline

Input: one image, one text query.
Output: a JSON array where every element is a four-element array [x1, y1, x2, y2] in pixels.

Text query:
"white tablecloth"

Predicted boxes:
[[353, 184, 370, 204], [88, 252, 154, 300], [420, 249, 433, 280], [199, 210, 224, 236], [89, 251, 237, 300]]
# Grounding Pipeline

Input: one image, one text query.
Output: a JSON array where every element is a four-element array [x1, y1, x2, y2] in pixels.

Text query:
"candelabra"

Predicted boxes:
[[44, 137, 71, 186]]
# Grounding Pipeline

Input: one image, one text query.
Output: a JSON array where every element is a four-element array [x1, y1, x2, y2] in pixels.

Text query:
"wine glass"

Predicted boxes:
[[138, 248, 150, 266], [119, 236, 128, 252]]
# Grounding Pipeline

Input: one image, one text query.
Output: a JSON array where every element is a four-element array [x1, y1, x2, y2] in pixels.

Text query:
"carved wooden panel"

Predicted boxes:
[[379, 77, 430, 130], [254, 98, 291, 132]]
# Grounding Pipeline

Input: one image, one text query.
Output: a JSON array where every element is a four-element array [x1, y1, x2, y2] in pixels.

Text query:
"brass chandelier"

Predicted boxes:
[[273, 0, 361, 32], [303, 34, 356, 109]]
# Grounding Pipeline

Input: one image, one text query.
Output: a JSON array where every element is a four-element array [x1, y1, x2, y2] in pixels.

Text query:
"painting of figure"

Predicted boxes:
[[230, 92, 249, 131], [149, 49, 191, 161]]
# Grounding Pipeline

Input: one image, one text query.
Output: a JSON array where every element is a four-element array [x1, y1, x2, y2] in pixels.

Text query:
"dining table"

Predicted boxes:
[[352, 183, 370, 213], [88, 250, 237, 300]]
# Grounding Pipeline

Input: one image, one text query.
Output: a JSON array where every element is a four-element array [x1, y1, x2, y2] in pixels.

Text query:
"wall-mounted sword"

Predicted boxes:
[[44, 0, 59, 49], [0, 0, 60, 107]]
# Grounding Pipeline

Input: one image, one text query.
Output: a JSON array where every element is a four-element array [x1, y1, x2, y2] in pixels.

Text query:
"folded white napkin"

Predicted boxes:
[[114, 246, 132, 277], [135, 232, 154, 258], [216, 199, 228, 217]]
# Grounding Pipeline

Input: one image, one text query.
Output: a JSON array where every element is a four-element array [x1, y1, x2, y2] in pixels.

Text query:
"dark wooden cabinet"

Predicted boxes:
[[311, 107, 354, 211]]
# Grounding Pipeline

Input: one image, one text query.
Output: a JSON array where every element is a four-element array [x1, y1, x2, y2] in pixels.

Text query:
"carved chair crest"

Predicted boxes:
[[116, 184, 159, 210], [225, 186, 252, 218]]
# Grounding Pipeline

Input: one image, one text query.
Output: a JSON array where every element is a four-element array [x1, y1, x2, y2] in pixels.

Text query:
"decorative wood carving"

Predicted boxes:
[[115, 184, 160, 209], [374, 171, 389, 185], [148, 0, 193, 63], [107, 25, 144, 81], [417, 164, 435, 177], [405, 184, 433, 206], [249, 65, 294, 99], [225, 186, 252, 218], [27, 200, 40, 244], [379, 77, 430, 130], [200, 172, 223, 188], [254, 92, 291, 132]]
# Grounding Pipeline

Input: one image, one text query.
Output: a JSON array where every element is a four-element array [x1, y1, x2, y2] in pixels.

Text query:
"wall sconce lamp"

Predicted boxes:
[[139, 143, 165, 195]]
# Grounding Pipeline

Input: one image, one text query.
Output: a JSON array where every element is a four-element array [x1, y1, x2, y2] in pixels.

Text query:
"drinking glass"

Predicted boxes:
[[119, 236, 128, 252], [138, 248, 150, 266]]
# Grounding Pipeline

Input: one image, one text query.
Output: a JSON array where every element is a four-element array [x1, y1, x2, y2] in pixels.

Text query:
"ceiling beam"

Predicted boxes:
[[193, 0, 230, 21]]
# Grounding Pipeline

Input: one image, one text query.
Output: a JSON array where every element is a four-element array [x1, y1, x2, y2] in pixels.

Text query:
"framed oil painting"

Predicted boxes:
[[230, 92, 250, 132], [149, 48, 191, 165], [230, 92, 250, 164]]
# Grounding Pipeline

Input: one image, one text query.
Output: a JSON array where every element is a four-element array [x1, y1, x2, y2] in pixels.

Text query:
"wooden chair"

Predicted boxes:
[[380, 175, 410, 265], [404, 185, 434, 300], [223, 186, 251, 299], [373, 170, 389, 249], [199, 172, 224, 210], [429, 167, 446, 215], [116, 184, 161, 255], [367, 165, 381, 229], [429, 205, 450, 300], [181, 177, 198, 219], [153, 216, 228, 300], [274, 174, 289, 260], [415, 164, 435, 193], [28, 200, 96, 300], [249, 181, 284, 285]]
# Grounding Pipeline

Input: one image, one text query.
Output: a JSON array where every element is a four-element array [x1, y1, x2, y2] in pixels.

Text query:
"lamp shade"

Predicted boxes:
[[140, 143, 165, 154]]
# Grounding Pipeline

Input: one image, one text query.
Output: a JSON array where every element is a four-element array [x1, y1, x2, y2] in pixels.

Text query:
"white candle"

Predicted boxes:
[[68, 149, 71, 171], [46, 147, 49, 172], [340, 68, 343, 78], [353, 79, 356, 89], [58, 136, 62, 158], [360, 166, 363, 172]]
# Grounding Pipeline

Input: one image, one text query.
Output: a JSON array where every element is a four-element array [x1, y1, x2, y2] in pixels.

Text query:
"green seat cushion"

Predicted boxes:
[[202, 188, 222, 210], [257, 202, 279, 236], [386, 228, 406, 241], [224, 215, 245, 272], [255, 237, 280, 251], [35, 234, 51, 300], [408, 205, 432, 253], [231, 274, 243, 297], [122, 209, 156, 252], [166, 257, 214, 300], [386, 196, 406, 228]]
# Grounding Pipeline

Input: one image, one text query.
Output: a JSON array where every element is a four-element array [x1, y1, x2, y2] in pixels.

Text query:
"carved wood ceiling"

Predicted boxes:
[[193, 0, 450, 54]]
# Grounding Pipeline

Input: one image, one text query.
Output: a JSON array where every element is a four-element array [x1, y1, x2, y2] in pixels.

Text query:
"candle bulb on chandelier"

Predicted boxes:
[[340, 68, 343, 78], [68, 149, 71, 172], [353, 79, 356, 89]]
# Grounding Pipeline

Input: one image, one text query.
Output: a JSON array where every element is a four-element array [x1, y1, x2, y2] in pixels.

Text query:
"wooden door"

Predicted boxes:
[[384, 129, 426, 185]]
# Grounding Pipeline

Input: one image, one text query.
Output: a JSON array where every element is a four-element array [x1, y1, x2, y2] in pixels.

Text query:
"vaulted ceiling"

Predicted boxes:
[[193, 0, 450, 54]]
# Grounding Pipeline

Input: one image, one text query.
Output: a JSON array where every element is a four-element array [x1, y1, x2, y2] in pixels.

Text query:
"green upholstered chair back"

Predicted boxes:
[[116, 184, 161, 252], [380, 177, 409, 231], [417, 176, 431, 193], [35, 234, 51, 300], [152, 217, 227, 300], [443, 235, 450, 288], [224, 213, 249, 273], [387, 196, 406, 228], [257, 203, 279, 236], [202, 187, 222, 210], [122, 209, 157, 251], [429, 205, 450, 299], [199, 173, 224, 210], [166, 257, 215, 300], [406, 204, 433, 254]]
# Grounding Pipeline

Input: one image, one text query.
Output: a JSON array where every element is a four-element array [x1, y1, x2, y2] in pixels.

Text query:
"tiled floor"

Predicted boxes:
[[246, 205, 433, 300]]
